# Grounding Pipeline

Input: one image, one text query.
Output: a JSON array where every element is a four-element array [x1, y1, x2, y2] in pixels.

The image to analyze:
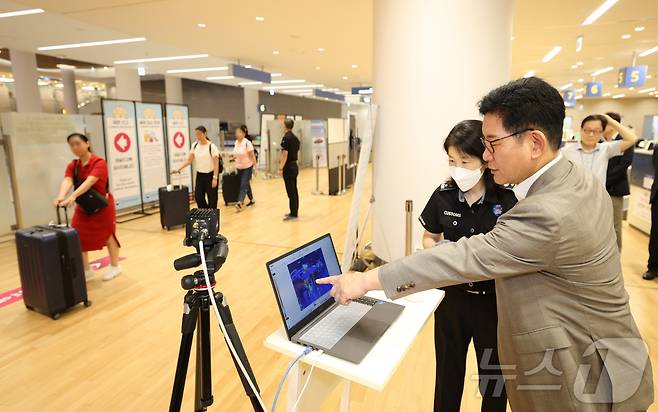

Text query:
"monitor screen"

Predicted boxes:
[[267, 234, 341, 330]]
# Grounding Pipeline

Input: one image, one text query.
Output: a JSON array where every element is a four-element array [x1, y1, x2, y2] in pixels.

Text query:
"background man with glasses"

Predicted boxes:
[[318, 77, 653, 411], [560, 114, 638, 188]]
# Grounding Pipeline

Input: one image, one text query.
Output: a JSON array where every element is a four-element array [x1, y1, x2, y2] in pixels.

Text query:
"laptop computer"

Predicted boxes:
[[266, 233, 404, 363]]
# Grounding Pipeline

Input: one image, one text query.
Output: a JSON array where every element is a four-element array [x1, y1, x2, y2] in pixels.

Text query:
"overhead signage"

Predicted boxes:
[[102, 99, 142, 209], [135, 102, 167, 203], [585, 82, 603, 97], [563, 90, 576, 108], [618, 65, 647, 88]]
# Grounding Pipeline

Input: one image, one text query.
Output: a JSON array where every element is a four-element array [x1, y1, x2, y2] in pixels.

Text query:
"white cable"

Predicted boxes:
[[291, 350, 323, 412], [199, 240, 269, 411]]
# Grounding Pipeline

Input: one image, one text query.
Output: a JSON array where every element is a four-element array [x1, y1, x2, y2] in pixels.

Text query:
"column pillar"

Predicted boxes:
[[371, 0, 513, 261], [9, 49, 42, 112], [115, 67, 142, 101], [165, 75, 183, 104], [60, 68, 78, 114], [243, 88, 260, 133]]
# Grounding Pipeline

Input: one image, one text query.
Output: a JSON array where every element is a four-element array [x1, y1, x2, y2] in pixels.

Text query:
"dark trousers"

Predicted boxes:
[[283, 163, 299, 217], [434, 287, 507, 412], [195, 171, 218, 209], [237, 166, 254, 203], [649, 200, 658, 271]]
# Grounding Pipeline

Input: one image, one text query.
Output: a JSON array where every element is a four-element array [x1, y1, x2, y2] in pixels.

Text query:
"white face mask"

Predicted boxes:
[[449, 166, 484, 192]]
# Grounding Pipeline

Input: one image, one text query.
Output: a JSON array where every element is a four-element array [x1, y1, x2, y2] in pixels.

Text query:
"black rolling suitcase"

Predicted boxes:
[[159, 185, 190, 230], [221, 172, 240, 205], [15, 207, 91, 320]]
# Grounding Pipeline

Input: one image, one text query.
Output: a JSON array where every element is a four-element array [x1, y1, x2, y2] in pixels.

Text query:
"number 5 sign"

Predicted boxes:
[[618, 65, 647, 88]]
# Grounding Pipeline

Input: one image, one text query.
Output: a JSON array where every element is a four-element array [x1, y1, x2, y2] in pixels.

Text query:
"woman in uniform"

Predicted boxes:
[[53, 133, 122, 281], [419, 120, 517, 412]]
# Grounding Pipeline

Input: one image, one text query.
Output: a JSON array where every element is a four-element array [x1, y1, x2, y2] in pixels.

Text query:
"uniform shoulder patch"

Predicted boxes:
[[438, 180, 457, 191]]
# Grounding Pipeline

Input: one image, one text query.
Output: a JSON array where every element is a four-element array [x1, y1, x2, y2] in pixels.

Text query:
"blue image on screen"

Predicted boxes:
[[288, 248, 333, 311]]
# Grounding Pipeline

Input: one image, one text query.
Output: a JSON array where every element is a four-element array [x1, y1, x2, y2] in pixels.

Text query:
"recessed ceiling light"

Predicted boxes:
[[271, 73, 282, 77], [612, 93, 625, 99], [578, 78, 584, 82], [256, 16, 265, 22], [582, 0, 619, 26], [592, 66, 613, 76], [263, 84, 323, 90], [571, 64, 579, 69], [103, 66, 108, 70], [238, 81, 262, 86], [342, 76, 348, 80], [511, 36, 515, 41], [206, 75, 235, 80], [577, 61, 584, 66], [315, 66, 320, 70], [0, 8, 44, 18], [602, 92, 611, 97], [271, 79, 305, 84], [38, 37, 146, 51], [639, 45, 658, 57], [318, 47, 325, 52], [560, 83, 573, 90], [621, 34, 631, 39], [629, 87, 635, 90], [542, 46, 562, 63], [639, 87, 656, 94], [647, 75, 653, 79], [0, 77, 15, 83], [244, 65, 252, 69], [523, 70, 535, 78], [351, 64, 357, 69], [635, 26, 645, 32], [576, 94, 583, 99], [166, 66, 228, 74], [114, 54, 208, 64], [197, 23, 206, 28], [272, 50, 280, 55]]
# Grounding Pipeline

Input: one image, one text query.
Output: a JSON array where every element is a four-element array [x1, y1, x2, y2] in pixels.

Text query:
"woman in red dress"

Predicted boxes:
[[53, 133, 122, 281]]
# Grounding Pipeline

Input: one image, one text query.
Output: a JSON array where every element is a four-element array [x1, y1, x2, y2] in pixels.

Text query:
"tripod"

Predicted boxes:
[[169, 271, 264, 412]]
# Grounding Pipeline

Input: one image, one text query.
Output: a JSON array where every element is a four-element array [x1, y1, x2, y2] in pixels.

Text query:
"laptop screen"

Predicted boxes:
[[267, 234, 341, 332]]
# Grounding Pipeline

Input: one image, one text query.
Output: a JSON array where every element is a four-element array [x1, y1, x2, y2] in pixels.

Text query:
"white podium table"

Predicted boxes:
[[264, 289, 444, 412]]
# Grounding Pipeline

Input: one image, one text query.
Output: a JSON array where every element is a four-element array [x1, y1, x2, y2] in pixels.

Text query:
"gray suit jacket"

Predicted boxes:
[[379, 157, 654, 411]]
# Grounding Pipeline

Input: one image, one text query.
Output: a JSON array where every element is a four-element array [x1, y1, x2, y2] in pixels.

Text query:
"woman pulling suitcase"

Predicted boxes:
[[53, 133, 122, 281]]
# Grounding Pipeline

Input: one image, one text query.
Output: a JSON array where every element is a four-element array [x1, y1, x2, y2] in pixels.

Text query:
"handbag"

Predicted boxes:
[[73, 160, 109, 214]]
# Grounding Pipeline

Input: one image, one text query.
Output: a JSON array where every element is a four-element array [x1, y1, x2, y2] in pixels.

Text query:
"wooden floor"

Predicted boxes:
[[1, 167, 657, 411]]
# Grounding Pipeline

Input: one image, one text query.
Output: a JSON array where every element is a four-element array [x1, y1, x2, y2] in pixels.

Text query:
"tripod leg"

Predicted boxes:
[[169, 294, 199, 412], [215, 292, 264, 412], [196, 299, 214, 409]]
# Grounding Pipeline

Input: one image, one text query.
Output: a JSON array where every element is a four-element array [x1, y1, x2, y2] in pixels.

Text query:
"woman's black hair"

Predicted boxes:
[[195, 125, 207, 134], [66, 132, 92, 152], [443, 119, 496, 191]]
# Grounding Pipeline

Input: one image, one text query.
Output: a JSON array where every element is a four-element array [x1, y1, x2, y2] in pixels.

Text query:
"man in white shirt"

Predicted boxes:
[[560, 114, 638, 187]]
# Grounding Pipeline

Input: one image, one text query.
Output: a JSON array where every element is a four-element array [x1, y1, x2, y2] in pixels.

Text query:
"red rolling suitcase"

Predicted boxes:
[[15, 207, 91, 319]]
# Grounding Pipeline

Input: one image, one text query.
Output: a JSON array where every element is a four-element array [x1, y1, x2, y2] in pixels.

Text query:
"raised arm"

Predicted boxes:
[[603, 113, 639, 152]]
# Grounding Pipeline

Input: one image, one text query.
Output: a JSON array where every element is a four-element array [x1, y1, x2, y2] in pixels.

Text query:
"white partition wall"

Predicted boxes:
[[165, 104, 192, 187], [0, 134, 16, 235], [372, 0, 512, 261], [0, 113, 82, 227]]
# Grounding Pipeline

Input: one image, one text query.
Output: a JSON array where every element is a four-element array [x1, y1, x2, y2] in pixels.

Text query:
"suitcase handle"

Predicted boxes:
[[56, 206, 69, 226]]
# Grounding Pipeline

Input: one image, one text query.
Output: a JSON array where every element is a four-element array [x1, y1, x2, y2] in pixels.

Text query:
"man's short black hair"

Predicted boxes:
[[284, 118, 294, 130], [581, 114, 607, 130], [478, 77, 565, 151], [606, 112, 621, 123]]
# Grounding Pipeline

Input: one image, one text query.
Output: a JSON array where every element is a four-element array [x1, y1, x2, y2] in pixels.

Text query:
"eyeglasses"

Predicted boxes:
[[481, 128, 534, 153], [582, 128, 603, 135]]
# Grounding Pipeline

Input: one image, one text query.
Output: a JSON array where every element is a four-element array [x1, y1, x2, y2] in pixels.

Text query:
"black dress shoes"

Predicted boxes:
[[642, 271, 658, 280]]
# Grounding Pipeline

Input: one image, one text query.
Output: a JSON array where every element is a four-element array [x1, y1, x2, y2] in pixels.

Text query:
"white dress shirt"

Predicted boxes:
[[512, 153, 563, 201]]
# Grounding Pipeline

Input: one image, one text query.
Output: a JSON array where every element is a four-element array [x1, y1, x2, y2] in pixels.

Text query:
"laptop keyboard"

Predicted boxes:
[[300, 302, 372, 349]]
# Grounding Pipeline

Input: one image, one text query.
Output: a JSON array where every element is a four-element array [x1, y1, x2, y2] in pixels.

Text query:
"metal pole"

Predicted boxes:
[[337, 155, 342, 195], [312, 154, 322, 195], [405, 200, 413, 256], [341, 154, 347, 193], [263, 148, 269, 179]]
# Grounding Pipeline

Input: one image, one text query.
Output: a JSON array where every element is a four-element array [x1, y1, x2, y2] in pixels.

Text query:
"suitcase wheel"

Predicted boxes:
[[84, 300, 92, 307], [52, 313, 61, 320]]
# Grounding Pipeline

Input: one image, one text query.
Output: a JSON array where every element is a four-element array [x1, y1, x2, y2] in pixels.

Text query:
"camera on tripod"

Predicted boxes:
[[174, 209, 228, 289]]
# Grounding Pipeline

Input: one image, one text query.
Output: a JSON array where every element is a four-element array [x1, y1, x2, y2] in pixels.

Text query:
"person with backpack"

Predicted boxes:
[[172, 126, 221, 209]]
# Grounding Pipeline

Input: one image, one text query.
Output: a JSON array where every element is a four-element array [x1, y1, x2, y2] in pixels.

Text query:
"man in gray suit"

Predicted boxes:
[[318, 77, 653, 411]]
